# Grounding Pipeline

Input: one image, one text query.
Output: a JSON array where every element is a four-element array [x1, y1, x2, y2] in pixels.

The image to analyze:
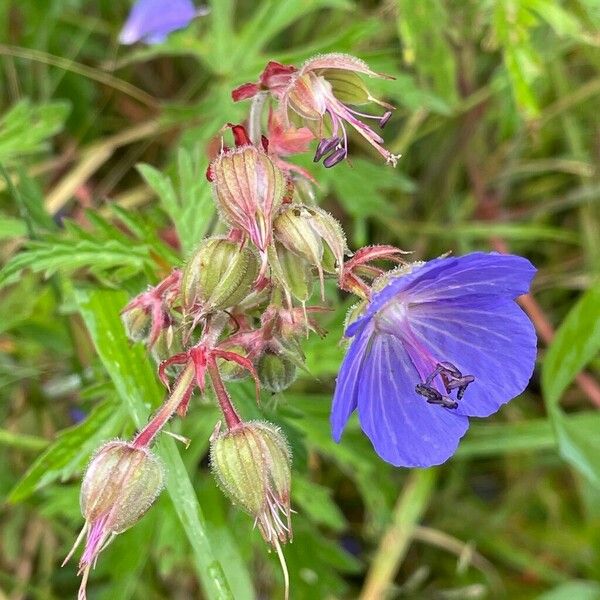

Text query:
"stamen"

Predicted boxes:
[[415, 384, 458, 409], [417, 361, 475, 407], [323, 146, 347, 168], [379, 111, 392, 128], [314, 137, 340, 162]]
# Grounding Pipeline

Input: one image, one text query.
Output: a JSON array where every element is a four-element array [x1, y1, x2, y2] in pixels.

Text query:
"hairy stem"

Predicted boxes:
[[132, 362, 195, 448]]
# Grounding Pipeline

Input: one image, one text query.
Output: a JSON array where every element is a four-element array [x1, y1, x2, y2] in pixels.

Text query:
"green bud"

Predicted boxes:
[[81, 441, 164, 534], [273, 205, 323, 267], [269, 243, 312, 303], [150, 326, 182, 366], [258, 352, 297, 393], [210, 421, 292, 545], [273, 205, 348, 281], [181, 237, 258, 313], [121, 307, 151, 343]]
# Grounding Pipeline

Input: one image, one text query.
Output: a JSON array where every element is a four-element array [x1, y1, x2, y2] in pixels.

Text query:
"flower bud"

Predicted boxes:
[[81, 441, 164, 534], [181, 238, 258, 313], [64, 441, 164, 600], [258, 351, 297, 393], [150, 326, 182, 367], [121, 306, 151, 342], [268, 243, 312, 303], [210, 142, 287, 268], [273, 205, 348, 293], [210, 421, 292, 546]]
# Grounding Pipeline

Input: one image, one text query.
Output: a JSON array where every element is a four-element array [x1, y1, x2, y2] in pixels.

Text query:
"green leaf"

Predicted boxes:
[[397, 0, 458, 104], [137, 149, 215, 256], [0, 100, 70, 164], [292, 476, 347, 531], [543, 282, 600, 485], [537, 580, 600, 600], [7, 398, 125, 503], [0, 238, 153, 290], [75, 289, 235, 599], [0, 216, 26, 240], [542, 282, 600, 406]]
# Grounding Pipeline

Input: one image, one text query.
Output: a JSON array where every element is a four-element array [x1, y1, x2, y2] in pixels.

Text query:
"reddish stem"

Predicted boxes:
[[207, 357, 242, 429], [133, 362, 195, 448]]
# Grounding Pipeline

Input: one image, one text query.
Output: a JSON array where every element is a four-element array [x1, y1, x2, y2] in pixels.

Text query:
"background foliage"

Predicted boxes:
[[1, 0, 599, 598]]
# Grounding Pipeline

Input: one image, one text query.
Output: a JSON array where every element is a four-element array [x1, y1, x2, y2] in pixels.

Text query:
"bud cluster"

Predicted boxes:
[[72, 52, 405, 599]]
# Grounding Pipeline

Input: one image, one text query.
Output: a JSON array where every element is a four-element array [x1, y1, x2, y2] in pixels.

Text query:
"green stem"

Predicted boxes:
[[359, 469, 438, 600]]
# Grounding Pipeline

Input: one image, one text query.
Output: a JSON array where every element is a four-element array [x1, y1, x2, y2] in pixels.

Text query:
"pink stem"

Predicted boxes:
[[133, 362, 196, 448], [207, 358, 241, 429]]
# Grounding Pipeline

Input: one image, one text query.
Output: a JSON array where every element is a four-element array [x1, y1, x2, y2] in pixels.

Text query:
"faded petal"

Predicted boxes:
[[356, 332, 469, 467], [119, 0, 201, 45], [409, 296, 537, 417]]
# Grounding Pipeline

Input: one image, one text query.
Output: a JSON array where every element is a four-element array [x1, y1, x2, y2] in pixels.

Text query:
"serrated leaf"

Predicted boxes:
[[293, 476, 346, 531], [0, 238, 152, 289], [138, 150, 215, 256], [0, 100, 70, 164]]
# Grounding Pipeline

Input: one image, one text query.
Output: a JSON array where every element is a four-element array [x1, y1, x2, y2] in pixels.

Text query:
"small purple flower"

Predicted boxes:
[[331, 253, 537, 468], [119, 0, 208, 45]]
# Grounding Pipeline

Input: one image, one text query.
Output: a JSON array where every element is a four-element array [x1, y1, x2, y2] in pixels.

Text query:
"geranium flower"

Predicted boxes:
[[331, 253, 537, 467], [119, 0, 208, 45]]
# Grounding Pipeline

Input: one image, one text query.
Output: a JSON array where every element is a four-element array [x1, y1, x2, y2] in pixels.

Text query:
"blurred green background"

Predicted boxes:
[[1, 0, 600, 598]]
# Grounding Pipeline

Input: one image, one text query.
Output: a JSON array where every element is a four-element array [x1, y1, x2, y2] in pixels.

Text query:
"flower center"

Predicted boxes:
[[375, 300, 475, 409]]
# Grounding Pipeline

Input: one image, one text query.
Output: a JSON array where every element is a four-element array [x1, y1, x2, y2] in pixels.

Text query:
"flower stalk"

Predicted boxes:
[[133, 361, 196, 448]]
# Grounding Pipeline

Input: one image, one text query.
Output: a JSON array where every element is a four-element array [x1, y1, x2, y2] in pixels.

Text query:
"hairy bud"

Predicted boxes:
[[81, 441, 164, 534], [258, 351, 298, 393], [210, 421, 292, 546], [121, 306, 151, 343], [210, 137, 287, 270], [273, 204, 348, 295], [181, 237, 258, 313], [65, 441, 164, 599]]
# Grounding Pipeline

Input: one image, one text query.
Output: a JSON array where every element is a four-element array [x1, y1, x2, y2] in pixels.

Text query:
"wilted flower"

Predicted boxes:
[[119, 0, 208, 45], [234, 53, 399, 167], [121, 269, 181, 347], [331, 253, 537, 467], [64, 442, 164, 599], [265, 110, 316, 182], [232, 61, 297, 102]]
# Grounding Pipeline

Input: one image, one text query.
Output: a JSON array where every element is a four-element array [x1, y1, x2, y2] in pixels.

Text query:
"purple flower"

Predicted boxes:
[[331, 253, 537, 468], [119, 0, 208, 45]]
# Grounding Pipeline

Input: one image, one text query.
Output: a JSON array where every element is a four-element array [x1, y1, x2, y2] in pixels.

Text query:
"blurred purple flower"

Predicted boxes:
[[119, 0, 208, 45], [331, 253, 537, 468]]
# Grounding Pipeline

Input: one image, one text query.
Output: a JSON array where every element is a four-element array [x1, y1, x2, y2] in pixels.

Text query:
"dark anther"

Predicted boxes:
[[260, 135, 269, 152], [417, 361, 474, 407], [415, 384, 458, 409], [314, 137, 340, 162], [323, 146, 348, 168], [379, 111, 392, 128]]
